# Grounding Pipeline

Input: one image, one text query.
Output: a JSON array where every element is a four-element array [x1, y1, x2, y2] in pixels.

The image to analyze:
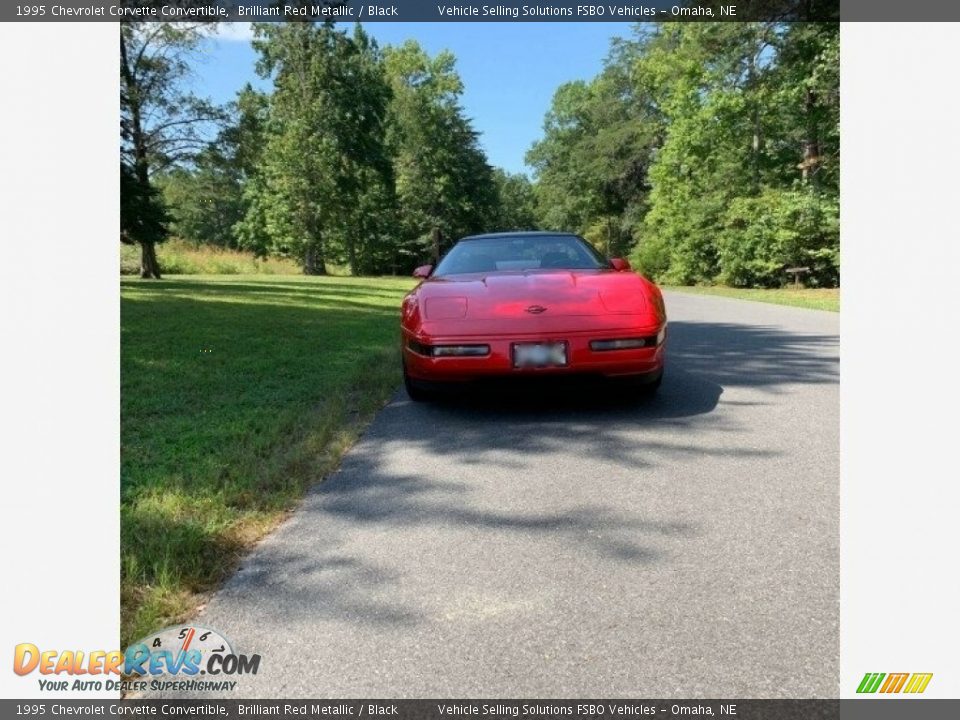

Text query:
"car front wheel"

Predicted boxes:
[[623, 370, 662, 399], [403, 364, 434, 402]]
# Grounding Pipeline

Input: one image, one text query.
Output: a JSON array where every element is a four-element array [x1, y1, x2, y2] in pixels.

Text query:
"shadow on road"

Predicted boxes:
[[666, 320, 838, 389], [403, 318, 838, 418], [217, 318, 839, 630]]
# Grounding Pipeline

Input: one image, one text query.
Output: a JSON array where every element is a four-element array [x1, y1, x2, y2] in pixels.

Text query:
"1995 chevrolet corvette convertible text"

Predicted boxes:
[[401, 232, 667, 401]]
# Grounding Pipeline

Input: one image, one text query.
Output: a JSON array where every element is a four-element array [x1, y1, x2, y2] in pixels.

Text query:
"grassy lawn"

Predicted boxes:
[[664, 285, 839, 312], [121, 274, 414, 646]]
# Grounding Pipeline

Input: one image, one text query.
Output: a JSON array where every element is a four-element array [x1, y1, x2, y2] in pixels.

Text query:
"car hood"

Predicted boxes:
[[419, 270, 648, 321]]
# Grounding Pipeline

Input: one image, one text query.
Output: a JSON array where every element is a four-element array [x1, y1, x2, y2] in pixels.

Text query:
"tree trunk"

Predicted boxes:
[[347, 236, 359, 277], [300, 198, 327, 275], [430, 227, 442, 265], [303, 241, 327, 276], [122, 27, 164, 280], [752, 126, 761, 188], [139, 240, 161, 279], [749, 44, 761, 194], [801, 88, 821, 185]]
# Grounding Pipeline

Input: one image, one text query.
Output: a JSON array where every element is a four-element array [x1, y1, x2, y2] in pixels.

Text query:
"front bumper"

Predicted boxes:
[[402, 326, 666, 383]]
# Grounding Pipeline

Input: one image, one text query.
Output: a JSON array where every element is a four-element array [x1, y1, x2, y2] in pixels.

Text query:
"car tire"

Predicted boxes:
[[624, 371, 662, 399], [403, 369, 433, 402]]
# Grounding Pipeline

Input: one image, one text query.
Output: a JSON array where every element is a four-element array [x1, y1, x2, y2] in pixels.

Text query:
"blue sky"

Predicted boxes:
[[196, 22, 637, 175]]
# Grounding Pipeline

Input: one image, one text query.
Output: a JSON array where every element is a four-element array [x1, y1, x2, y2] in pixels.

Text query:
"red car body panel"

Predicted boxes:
[[401, 259, 667, 385]]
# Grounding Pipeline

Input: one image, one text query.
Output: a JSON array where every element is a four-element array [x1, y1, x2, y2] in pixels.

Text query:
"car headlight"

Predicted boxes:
[[424, 296, 468, 320]]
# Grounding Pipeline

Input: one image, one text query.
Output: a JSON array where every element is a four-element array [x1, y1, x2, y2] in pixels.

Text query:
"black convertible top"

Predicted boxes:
[[459, 231, 578, 241]]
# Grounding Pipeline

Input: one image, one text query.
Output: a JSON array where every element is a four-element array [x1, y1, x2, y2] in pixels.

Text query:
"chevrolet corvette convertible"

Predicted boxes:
[[401, 231, 667, 401]]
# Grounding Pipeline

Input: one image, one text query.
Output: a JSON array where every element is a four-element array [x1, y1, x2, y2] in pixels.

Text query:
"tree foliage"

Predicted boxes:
[[232, 22, 393, 274], [384, 40, 498, 265], [231, 30, 500, 275], [529, 22, 839, 287], [132, 21, 839, 287], [156, 145, 243, 248], [155, 84, 273, 251], [527, 31, 661, 258], [490, 169, 538, 232], [121, 162, 168, 248]]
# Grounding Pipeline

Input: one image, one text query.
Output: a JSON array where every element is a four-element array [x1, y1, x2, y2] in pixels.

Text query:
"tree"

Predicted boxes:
[[155, 149, 240, 248], [718, 21, 839, 286], [151, 29, 506, 276], [120, 22, 223, 277], [526, 28, 661, 255], [240, 22, 394, 275], [636, 24, 775, 283], [158, 84, 275, 250], [226, 85, 272, 257], [121, 162, 168, 252], [489, 170, 538, 232], [524, 22, 838, 287], [526, 80, 597, 233], [631, 22, 839, 286], [329, 25, 396, 275], [384, 40, 497, 267]]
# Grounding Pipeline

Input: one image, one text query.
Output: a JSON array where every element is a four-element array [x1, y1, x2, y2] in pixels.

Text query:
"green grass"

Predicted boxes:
[[664, 285, 839, 312], [120, 239, 305, 276], [121, 274, 415, 646]]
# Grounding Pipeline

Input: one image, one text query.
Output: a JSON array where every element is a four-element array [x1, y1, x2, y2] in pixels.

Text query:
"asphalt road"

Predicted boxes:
[[169, 291, 839, 698]]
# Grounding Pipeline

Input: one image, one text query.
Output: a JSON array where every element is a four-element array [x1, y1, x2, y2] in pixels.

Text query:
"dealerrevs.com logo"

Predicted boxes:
[[856, 672, 933, 694], [13, 625, 260, 693]]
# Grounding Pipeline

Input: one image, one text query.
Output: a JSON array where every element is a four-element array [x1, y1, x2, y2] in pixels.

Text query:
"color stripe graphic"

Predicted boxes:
[[903, 673, 934, 694], [857, 672, 932, 694]]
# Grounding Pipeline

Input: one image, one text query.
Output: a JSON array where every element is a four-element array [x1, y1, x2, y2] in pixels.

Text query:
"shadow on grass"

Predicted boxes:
[[122, 278, 413, 303]]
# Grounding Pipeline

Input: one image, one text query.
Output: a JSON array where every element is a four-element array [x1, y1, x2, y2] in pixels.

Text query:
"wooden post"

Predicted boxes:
[[786, 266, 810, 288]]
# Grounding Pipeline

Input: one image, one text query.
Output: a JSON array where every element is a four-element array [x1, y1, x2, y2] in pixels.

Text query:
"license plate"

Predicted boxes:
[[512, 341, 568, 368]]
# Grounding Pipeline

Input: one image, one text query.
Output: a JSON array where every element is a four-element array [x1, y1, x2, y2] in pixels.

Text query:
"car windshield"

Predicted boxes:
[[433, 235, 607, 276]]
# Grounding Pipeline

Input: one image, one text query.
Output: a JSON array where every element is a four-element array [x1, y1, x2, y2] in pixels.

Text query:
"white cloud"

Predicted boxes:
[[212, 22, 255, 42]]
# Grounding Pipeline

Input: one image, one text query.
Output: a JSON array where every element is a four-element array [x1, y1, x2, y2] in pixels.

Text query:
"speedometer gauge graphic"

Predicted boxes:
[[128, 625, 233, 677]]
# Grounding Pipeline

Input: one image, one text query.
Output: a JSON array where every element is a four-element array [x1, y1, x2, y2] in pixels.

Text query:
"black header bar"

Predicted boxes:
[[6, 1, 850, 23], [10, 0, 960, 22]]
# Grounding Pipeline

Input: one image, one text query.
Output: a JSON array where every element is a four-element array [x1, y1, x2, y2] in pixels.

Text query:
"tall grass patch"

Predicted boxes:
[[120, 240, 304, 276]]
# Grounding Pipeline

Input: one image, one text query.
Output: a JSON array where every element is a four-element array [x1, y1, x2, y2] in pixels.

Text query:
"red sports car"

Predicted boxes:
[[401, 231, 667, 401]]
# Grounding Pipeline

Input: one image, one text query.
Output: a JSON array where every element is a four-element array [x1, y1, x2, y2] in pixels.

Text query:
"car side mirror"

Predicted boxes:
[[413, 265, 433, 279], [610, 258, 631, 271]]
